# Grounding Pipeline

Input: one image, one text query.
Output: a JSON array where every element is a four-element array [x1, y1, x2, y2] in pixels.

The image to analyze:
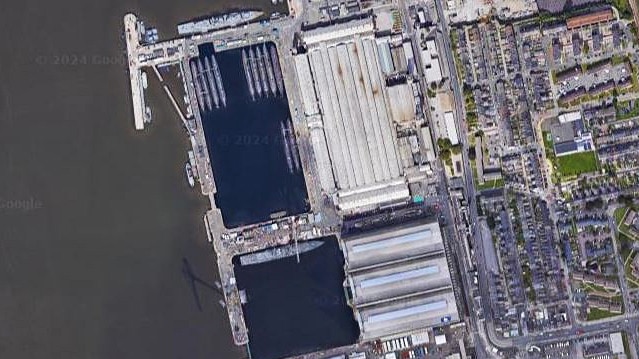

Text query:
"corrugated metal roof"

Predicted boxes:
[[360, 266, 440, 289], [367, 300, 447, 324], [352, 229, 431, 253]]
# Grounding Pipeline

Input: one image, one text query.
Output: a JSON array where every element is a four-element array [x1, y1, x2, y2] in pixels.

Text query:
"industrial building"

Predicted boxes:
[[566, 8, 614, 31], [444, 111, 459, 145], [342, 222, 459, 340], [420, 39, 443, 84], [294, 18, 411, 212], [550, 111, 595, 156]]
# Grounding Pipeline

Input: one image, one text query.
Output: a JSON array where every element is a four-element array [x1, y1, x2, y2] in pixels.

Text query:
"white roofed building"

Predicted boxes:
[[294, 18, 410, 213], [444, 112, 459, 145], [342, 222, 459, 340], [421, 40, 443, 84]]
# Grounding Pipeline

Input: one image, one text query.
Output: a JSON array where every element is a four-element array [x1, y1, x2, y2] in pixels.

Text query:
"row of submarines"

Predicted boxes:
[[242, 43, 284, 100], [189, 54, 227, 112]]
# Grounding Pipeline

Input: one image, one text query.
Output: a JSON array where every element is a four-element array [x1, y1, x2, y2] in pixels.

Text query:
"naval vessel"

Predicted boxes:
[[196, 59, 213, 112], [256, 46, 269, 97], [189, 61, 205, 112], [242, 49, 255, 100], [281, 120, 294, 173], [211, 54, 226, 107], [249, 47, 262, 97], [239, 240, 324, 266], [204, 56, 220, 108], [270, 44, 284, 95], [177, 11, 264, 35], [263, 43, 277, 97]]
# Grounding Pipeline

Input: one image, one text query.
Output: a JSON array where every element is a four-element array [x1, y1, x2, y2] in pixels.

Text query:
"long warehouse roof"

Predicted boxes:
[[356, 290, 459, 340], [349, 256, 453, 306], [343, 222, 444, 270]]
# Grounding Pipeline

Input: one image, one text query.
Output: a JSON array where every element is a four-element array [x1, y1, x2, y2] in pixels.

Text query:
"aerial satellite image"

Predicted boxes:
[[2, 0, 639, 358]]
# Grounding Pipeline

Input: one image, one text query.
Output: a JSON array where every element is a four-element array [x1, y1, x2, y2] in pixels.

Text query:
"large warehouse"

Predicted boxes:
[[294, 18, 410, 212], [342, 222, 459, 340]]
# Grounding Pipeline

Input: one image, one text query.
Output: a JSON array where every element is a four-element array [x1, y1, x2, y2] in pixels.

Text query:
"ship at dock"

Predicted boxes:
[[256, 46, 269, 97], [242, 49, 255, 100], [185, 162, 195, 188], [203, 57, 220, 108], [280, 119, 301, 173], [195, 59, 213, 111], [239, 240, 324, 266], [263, 43, 277, 96], [177, 11, 264, 35], [211, 54, 226, 107], [270, 44, 284, 95], [249, 47, 262, 97], [189, 61, 205, 112]]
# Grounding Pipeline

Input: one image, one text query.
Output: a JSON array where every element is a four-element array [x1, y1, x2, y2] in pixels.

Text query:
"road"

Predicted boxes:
[[430, 1, 639, 357], [427, 0, 505, 357]]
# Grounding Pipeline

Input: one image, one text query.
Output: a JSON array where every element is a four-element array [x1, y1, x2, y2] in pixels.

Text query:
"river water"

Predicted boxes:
[[0, 1, 282, 358]]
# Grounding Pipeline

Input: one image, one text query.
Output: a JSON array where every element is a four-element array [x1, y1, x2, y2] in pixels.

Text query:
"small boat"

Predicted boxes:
[[141, 70, 148, 89], [185, 162, 195, 187]]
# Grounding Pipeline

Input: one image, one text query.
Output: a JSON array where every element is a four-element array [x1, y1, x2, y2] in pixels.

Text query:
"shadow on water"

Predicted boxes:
[[182, 257, 224, 311]]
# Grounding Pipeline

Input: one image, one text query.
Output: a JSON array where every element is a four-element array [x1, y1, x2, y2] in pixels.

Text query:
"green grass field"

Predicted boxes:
[[556, 151, 599, 178], [476, 178, 505, 191], [587, 307, 619, 321], [614, 207, 629, 225]]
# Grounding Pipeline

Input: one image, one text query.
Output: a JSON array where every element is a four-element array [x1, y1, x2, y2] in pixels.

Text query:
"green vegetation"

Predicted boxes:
[[471, 159, 479, 182], [624, 251, 639, 288], [580, 62, 588, 72], [615, 99, 639, 120], [619, 232, 635, 262], [582, 282, 616, 294], [623, 332, 630, 356], [437, 138, 461, 168], [615, 207, 629, 226], [615, 205, 639, 240], [607, 0, 633, 20], [611, 54, 629, 66], [477, 178, 505, 191], [618, 216, 639, 289], [541, 130, 562, 184], [463, 86, 478, 130], [450, 30, 464, 86], [521, 263, 536, 302], [587, 307, 619, 321], [556, 151, 599, 179], [509, 198, 526, 247]]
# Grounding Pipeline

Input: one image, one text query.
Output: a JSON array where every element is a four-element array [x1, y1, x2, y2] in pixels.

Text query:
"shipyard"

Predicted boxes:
[[124, 0, 524, 358]]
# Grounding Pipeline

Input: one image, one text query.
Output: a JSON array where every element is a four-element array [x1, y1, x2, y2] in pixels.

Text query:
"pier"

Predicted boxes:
[[124, 14, 145, 130], [124, 13, 186, 130]]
